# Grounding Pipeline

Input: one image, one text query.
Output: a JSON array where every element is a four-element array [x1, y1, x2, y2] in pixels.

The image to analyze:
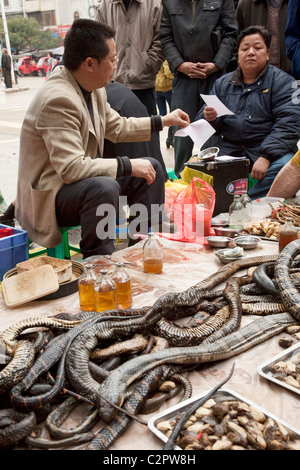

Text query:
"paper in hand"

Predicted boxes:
[[200, 94, 234, 117], [174, 119, 216, 149]]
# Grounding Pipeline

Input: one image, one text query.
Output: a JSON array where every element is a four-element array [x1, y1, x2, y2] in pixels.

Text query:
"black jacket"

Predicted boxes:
[[1, 53, 11, 71], [160, 0, 238, 77]]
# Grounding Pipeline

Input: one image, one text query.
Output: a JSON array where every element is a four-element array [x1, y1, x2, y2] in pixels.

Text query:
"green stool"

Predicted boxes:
[[248, 174, 258, 191], [166, 168, 177, 181], [47, 226, 81, 259]]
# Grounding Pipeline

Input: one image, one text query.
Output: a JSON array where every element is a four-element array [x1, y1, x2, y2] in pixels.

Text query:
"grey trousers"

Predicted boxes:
[[55, 158, 165, 258]]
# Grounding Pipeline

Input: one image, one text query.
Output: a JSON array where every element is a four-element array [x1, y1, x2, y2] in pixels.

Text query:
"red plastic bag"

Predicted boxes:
[[160, 178, 215, 244]]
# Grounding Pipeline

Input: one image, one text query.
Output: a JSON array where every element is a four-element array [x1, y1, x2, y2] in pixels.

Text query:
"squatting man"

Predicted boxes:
[[15, 20, 190, 259]]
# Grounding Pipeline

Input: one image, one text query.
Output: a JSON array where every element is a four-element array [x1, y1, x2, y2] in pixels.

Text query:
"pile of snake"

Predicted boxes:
[[1, 241, 300, 450]]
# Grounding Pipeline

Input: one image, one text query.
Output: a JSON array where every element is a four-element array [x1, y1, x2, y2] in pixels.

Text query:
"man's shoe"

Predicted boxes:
[[0, 214, 15, 227]]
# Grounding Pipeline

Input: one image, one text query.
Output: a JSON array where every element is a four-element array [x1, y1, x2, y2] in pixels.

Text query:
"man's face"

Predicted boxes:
[[238, 33, 270, 79], [95, 38, 118, 88]]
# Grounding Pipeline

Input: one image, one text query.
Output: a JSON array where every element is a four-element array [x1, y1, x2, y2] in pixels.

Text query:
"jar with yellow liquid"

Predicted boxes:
[[111, 262, 132, 309], [93, 268, 117, 313], [78, 263, 97, 311], [143, 232, 163, 274]]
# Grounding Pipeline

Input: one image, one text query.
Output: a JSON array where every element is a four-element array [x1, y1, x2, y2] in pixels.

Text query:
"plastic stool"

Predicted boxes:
[[47, 226, 81, 259], [166, 168, 177, 181]]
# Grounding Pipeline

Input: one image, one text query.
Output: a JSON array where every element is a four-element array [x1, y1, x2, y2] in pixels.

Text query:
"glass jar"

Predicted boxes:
[[93, 268, 117, 313], [278, 217, 298, 253], [78, 263, 97, 311], [111, 262, 132, 309], [143, 232, 163, 274], [229, 194, 244, 229], [240, 190, 252, 223]]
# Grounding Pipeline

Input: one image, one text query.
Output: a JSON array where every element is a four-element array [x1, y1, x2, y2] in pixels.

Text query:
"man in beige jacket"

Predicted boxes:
[[15, 20, 189, 258]]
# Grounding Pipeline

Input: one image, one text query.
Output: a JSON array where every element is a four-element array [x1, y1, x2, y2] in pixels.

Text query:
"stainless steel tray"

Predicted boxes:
[[257, 342, 300, 396], [148, 387, 300, 449]]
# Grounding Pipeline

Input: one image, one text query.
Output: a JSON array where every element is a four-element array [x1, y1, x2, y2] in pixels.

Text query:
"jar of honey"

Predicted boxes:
[[143, 232, 163, 274], [93, 268, 117, 313], [278, 217, 298, 253], [78, 264, 97, 311], [111, 262, 132, 309]]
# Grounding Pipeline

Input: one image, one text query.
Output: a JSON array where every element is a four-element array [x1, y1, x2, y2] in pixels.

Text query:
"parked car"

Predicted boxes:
[[17, 56, 38, 76]]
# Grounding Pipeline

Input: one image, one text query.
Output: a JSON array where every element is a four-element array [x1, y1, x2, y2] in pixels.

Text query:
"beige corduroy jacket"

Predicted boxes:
[[15, 66, 151, 248]]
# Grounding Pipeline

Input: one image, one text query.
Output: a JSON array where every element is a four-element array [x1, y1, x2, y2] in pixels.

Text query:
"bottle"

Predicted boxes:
[[78, 263, 97, 311], [111, 262, 132, 309], [229, 194, 244, 229], [278, 217, 298, 253], [240, 190, 252, 223], [93, 268, 117, 313], [143, 232, 163, 274]]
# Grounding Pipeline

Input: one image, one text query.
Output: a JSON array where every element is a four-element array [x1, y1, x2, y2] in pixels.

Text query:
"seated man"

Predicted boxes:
[[15, 20, 189, 259], [196, 26, 300, 200], [267, 149, 300, 199]]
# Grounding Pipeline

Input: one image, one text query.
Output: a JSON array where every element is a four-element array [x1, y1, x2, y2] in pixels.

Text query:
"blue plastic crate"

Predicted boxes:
[[0, 224, 29, 281]]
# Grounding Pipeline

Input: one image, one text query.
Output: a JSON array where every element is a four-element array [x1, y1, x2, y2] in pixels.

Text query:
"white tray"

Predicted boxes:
[[148, 387, 300, 450], [257, 342, 300, 396]]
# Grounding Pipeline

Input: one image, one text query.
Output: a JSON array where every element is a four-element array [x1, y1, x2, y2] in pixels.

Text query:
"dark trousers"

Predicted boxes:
[[3, 69, 12, 88], [171, 76, 219, 176], [132, 88, 157, 117], [55, 158, 165, 258]]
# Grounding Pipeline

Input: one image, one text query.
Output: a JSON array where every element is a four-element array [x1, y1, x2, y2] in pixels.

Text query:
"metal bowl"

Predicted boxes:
[[215, 248, 245, 264], [234, 235, 260, 250], [213, 227, 242, 237], [198, 147, 220, 162], [205, 236, 232, 248]]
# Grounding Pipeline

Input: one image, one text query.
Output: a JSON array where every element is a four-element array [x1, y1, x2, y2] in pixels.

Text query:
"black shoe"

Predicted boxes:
[[0, 214, 15, 227], [166, 136, 174, 148]]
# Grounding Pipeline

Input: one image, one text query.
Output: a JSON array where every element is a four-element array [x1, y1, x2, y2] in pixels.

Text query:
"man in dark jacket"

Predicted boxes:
[[160, 0, 237, 176], [196, 26, 300, 199], [1, 49, 12, 89]]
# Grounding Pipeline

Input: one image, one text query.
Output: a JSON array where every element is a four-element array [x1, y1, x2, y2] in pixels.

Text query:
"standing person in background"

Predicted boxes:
[[236, 0, 291, 73], [13, 60, 20, 85], [96, 0, 164, 117], [285, 0, 300, 79], [160, 0, 237, 177], [46, 52, 57, 79], [155, 60, 174, 148], [1, 49, 12, 89]]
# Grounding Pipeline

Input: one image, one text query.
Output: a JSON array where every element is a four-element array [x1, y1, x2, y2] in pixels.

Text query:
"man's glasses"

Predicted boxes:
[[91, 55, 119, 66]]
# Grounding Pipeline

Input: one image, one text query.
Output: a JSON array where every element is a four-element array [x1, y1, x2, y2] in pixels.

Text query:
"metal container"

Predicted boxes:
[[198, 146, 219, 161], [215, 248, 244, 264], [148, 387, 300, 450], [234, 235, 260, 250], [205, 236, 232, 248], [257, 342, 300, 396], [213, 227, 242, 237]]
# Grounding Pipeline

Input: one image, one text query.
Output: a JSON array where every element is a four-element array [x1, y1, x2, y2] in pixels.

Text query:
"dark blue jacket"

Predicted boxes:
[[285, 0, 300, 79], [196, 64, 300, 163]]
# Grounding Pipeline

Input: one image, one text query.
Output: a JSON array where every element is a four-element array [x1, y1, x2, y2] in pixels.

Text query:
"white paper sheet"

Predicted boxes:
[[174, 119, 216, 149], [200, 94, 234, 117]]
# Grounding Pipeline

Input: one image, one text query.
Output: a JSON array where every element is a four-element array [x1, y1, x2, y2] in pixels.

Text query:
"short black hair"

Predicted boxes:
[[237, 25, 271, 50], [63, 19, 116, 71]]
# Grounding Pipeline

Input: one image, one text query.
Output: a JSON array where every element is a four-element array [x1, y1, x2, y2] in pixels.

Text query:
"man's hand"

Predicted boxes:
[[177, 62, 220, 79], [251, 157, 270, 181], [204, 106, 218, 122], [131, 158, 157, 185], [162, 109, 190, 128]]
